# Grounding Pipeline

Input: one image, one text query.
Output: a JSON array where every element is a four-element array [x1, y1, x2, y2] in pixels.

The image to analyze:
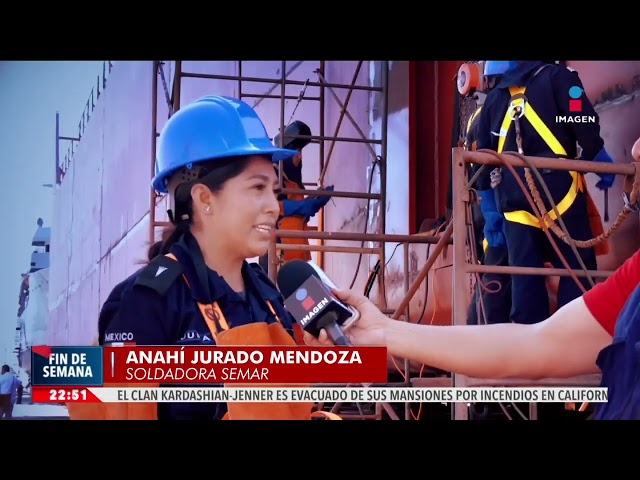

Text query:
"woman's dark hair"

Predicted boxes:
[[147, 239, 164, 261], [146, 155, 255, 262]]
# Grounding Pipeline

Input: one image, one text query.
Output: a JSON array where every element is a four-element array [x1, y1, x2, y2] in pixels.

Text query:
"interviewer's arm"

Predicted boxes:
[[316, 289, 614, 381], [383, 297, 611, 379], [310, 250, 640, 378]]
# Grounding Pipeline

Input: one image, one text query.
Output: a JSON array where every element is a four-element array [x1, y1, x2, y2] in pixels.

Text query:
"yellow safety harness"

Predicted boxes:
[[497, 86, 584, 229]]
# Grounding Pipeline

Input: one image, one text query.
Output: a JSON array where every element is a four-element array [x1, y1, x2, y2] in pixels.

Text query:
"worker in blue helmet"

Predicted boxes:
[[474, 61, 616, 325], [81, 96, 326, 421], [484, 61, 519, 77]]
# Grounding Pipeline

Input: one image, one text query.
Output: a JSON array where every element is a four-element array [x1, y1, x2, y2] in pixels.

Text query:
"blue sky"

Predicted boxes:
[[0, 61, 104, 365]]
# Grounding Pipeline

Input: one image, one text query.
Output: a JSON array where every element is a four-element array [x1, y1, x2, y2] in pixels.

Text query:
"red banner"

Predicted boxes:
[[32, 387, 101, 403], [102, 346, 388, 384]]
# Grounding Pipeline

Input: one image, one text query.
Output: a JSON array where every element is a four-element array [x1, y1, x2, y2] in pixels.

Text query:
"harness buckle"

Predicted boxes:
[[490, 167, 502, 189], [508, 93, 527, 120], [509, 103, 525, 120]]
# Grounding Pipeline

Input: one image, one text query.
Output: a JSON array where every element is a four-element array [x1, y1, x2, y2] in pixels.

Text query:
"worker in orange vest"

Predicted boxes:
[[267, 120, 334, 265]]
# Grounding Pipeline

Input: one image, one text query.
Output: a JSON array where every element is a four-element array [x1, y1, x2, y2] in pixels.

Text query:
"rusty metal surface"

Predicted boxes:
[[567, 61, 640, 104]]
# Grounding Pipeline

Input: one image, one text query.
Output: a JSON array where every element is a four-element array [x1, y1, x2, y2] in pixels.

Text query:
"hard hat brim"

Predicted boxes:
[[152, 146, 298, 194]]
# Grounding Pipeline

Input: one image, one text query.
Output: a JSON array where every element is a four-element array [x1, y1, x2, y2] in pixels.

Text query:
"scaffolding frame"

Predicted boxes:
[[148, 60, 453, 420], [149, 60, 393, 299]]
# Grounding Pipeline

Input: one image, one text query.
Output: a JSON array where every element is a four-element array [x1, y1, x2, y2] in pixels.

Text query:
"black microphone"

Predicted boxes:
[[277, 260, 360, 346]]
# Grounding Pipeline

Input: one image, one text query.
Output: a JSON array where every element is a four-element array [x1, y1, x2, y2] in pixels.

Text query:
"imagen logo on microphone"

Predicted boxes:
[[296, 288, 316, 311]]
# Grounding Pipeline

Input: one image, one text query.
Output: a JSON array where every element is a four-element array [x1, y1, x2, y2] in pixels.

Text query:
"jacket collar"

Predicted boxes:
[[169, 231, 282, 305], [498, 61, 552, 89]]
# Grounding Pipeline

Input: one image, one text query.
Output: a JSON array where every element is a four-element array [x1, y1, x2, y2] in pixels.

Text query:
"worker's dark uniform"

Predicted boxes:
[[99, 231, 295, 420], [475, 61, 600, 324]]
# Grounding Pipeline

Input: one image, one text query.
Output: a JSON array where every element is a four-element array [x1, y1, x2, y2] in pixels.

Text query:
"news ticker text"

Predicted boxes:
[[30, 345, 388, 386], [32, 386, 609, 404]]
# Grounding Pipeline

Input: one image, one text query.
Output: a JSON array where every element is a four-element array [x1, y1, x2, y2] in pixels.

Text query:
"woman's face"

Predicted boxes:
[[208, 156, 280, 259]]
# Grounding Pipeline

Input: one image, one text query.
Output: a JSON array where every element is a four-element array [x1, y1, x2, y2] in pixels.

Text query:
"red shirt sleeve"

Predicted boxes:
[[583, 249, 640, 336]]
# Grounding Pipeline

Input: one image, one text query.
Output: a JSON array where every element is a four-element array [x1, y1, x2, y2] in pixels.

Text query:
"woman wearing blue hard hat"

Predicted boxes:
[[76, 96, 336, 421]]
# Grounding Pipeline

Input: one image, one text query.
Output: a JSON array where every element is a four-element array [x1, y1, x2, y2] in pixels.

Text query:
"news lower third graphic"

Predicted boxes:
[[569, 85, 583, 112], [31, 346, 104, 387]]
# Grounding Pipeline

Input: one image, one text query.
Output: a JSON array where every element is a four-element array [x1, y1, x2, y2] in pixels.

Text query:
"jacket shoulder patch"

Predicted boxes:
[[134, 255, 184, 296]]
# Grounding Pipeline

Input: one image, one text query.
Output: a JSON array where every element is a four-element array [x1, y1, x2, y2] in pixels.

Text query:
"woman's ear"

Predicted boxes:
[[190, 184, 214, 215]]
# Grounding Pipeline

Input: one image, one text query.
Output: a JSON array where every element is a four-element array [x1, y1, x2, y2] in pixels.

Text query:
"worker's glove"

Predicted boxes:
[[479, 189, 506, 249], [282, 185, 334, 218], [592, 147, 616, 191]]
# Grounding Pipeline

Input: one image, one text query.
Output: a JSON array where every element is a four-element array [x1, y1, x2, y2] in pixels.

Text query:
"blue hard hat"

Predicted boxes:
[[484, 61, 519, 77], [153, 95, 299, 193]]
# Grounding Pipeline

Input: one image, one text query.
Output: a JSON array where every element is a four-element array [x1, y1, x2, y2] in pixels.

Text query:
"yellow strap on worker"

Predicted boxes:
[[505, 171, 583, 228], [467, 106, 482, 136], [465, 106, 483, 155], [497, 86, 583, 228], [482, 237, 488, 253], [497, 87, 567, 157]]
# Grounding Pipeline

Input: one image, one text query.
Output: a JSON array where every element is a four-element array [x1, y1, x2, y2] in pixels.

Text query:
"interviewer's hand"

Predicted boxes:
[[303, 288, 390, 347]]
